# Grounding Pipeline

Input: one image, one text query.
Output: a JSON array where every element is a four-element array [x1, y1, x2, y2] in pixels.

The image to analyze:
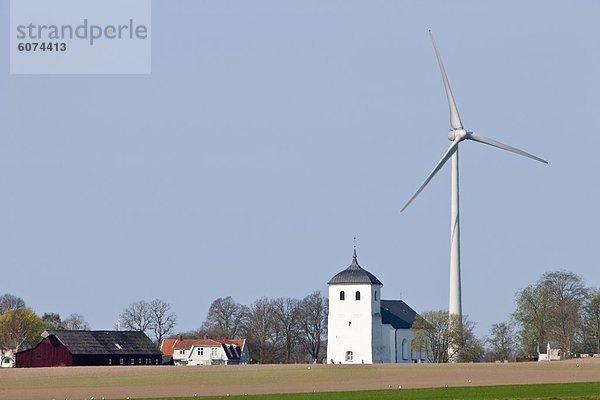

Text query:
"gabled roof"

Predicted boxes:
[[538, 342, 559, 354], [328, 251, 382, 285], [216, 339, 245, 350], [28, 330, 161, 356], [221, 343, 242, 360], [380, 300, 419, 329], [173, 339, 223, 350], [168, 337, 246, 360], [160, 338, 178, 356]]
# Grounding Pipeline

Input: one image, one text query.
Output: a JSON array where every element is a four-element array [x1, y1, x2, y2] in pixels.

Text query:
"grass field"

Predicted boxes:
[[1, 359, 600, 400], [139, 382, 600, 400]]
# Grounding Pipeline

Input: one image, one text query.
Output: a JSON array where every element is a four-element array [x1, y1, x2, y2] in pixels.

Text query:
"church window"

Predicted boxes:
[[198, 347, 204, 356], [402, 339, 408, 360], [340, 291, 345, 301], [345, 351, 353, 362], [374, 291, 378, 301], [355, 291, 361, 301]]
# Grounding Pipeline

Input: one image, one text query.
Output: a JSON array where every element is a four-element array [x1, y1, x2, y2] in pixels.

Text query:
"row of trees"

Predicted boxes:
[[176, 292, 328, 364], [512, 270, 600, 359], [0, 293, 90, 356], [5, 269, 596, 364], [411, 270, 600, 363]]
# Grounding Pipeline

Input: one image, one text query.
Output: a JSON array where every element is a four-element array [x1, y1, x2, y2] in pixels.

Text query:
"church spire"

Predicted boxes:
[[350, 236, 361, 269]]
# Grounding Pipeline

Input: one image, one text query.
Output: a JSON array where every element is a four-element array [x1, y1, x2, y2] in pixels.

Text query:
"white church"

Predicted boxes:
[[327, 249, 427, 364]]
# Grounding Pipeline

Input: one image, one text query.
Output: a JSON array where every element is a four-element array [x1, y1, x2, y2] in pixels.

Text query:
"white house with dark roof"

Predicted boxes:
[[327, 249, 427, 364], [162, 336, 249, 366]]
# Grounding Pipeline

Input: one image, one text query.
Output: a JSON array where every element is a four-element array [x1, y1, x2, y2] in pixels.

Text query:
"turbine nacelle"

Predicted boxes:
[[448, 128, 468, 142]]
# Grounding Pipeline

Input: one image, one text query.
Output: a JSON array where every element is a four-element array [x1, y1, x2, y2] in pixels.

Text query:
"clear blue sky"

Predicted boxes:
[[1, 0, 599, 337]]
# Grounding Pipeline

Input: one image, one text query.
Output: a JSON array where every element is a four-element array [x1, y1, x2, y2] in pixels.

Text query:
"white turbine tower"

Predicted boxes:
[[402, 31, 548, 321]]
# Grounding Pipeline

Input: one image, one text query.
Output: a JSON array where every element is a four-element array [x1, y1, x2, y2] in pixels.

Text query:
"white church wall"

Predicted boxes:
[[395, 329, 413, 363], [381, 324, 395, 363], [327, 283, 380, 364]]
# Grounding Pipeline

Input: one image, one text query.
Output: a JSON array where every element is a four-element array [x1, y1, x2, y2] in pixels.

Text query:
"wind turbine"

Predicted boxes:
[[401, 31, 548, 321]]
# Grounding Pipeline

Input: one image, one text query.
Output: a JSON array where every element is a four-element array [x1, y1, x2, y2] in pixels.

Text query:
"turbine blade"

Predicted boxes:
[[429, 30, 463, 130], [468, 132, 548, 164], [401, 138, 461, 212]]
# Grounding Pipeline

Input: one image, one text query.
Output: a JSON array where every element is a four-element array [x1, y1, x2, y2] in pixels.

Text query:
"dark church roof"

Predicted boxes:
[[40, 330, 162, 355], [380, 300, 419, 329], [328, 250, 383, 285]]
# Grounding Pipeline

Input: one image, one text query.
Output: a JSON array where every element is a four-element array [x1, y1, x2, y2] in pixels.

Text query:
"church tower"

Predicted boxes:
[[326, 248, 384, 364]]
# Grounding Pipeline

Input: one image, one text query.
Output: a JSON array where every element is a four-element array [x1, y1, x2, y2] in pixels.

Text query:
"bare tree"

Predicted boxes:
[[202, 297, 248, 339], [0, 294, 26, 315], [63, 313, 90, 330], [411, 310, 480, 363], [412, 310, 452, 363], [246, 297, 280, 363], [454, 318, 484, 362], [149, 299, 177, 343], [487, 321, 515, 361], [41, 312, 64, 330], [120, 299, 177, 342], [545, 271, 589, 358], [120, 300, 153, 333], [297, 291, 327, 363], [272, 297, 301, 363]]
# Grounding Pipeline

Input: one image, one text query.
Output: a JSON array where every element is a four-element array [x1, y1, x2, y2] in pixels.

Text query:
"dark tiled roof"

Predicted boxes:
[[43, 330, 162, 355], [328, 253, 382, 285], [222, 343, 241, 360], [380, 300, 419, 329]]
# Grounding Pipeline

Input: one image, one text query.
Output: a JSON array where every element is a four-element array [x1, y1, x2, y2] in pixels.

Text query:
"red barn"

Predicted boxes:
[[15, 330, 162, 368]]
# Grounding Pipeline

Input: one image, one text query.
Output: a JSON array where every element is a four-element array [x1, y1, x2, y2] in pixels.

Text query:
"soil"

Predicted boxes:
[[1, 358, 599, 400]]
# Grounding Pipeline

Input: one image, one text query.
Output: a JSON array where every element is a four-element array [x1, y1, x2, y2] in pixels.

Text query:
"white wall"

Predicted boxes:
[[173, 345, 225, 366], [327, 283, 381, 364]]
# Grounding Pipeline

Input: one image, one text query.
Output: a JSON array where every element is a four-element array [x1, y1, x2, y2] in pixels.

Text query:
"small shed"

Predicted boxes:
[[15, 330, 162, 368], [537, 342, 561, 361]]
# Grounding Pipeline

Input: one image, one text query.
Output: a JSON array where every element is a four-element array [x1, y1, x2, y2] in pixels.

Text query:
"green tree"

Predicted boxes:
[[584, 291, 600, 355], [513, 270, 589, 358], [0, 308, 45, 352]]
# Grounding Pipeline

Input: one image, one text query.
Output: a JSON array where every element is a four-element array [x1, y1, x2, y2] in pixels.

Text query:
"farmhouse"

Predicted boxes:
[[161, 335, 249, 366], [14, 330, 162, 367], [161, 336, 249, 366], [327, 249, 427, 364]]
